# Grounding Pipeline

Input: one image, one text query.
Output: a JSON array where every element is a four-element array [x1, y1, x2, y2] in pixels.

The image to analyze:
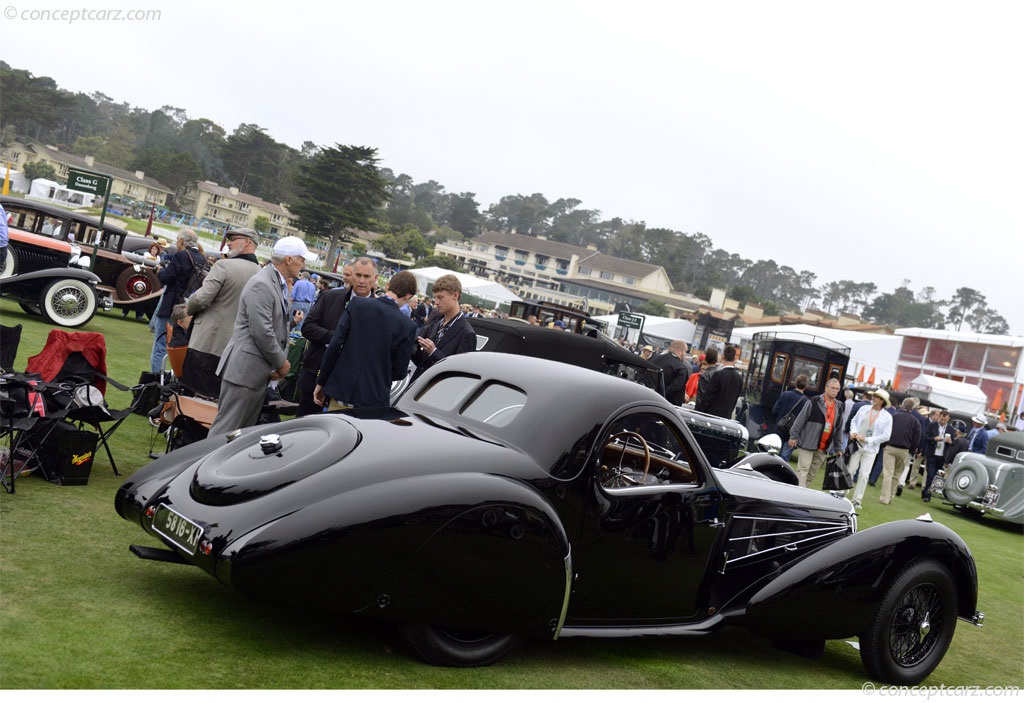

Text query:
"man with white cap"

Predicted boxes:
[[966, 414, 989, 454], [208, 236, 316, 435]]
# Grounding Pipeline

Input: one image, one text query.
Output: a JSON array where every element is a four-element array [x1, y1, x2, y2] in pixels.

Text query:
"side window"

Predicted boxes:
[[599, 413, 700, 489]]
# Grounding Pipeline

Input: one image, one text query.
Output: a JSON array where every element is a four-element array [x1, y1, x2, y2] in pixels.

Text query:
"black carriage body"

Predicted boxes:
[[742, 331, 851, 440], [116, 352, 978, 681]]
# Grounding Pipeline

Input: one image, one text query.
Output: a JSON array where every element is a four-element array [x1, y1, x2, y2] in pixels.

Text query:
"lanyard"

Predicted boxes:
[[434, 312, 463, 344]]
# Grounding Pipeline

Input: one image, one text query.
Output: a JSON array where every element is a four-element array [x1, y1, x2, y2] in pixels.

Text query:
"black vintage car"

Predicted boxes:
[[1, 197, 163, 315], [116, 352, 983, 684], [0, 223, 109, 327]]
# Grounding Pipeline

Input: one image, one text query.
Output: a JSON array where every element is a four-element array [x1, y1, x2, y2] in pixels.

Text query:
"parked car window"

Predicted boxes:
[[600, 413, 700, 489], [414, 373, 481, 411], [459, 382, 526, 427]]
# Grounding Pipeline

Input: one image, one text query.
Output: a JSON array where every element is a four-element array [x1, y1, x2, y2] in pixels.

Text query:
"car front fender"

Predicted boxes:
[[0, 267, 102, 287], [741, 518, 978, 640]]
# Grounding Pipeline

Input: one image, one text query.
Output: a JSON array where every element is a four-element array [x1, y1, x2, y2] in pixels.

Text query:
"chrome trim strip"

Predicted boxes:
[[731, 515, 847, 526], [552, 547, 572, 640], [729, 525, 848, 542], [724, 527, 849, 566]]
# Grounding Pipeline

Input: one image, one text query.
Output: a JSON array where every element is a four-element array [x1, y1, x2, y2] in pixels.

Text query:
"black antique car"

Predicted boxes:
[[116, 352, 982, 684], [1, 197, 164, 316], [0, 223, 109, 326]]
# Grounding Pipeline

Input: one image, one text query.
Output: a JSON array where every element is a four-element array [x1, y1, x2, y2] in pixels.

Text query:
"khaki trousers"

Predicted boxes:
[[881, 446, 910, 504], [796, 448, 828, 489]]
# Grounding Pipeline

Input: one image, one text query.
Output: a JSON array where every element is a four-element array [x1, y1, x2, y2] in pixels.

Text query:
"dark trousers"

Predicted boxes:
[[296, 369, 323, 417]]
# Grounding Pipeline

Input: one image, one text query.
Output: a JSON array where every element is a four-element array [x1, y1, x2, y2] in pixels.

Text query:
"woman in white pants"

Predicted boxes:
[[848, 389, 894, 508]]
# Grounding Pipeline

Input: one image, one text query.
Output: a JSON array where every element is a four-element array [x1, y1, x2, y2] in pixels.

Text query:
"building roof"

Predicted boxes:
[[25, 142, 174, 194], [895, 327, 1024, 348], [191, 181, 292, 217], [574, 252, 663, 279], [476, 231, 594, 261]]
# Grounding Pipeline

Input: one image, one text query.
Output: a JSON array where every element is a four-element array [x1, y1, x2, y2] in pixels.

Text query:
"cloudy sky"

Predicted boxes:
[[5, 0, 1022, 333]]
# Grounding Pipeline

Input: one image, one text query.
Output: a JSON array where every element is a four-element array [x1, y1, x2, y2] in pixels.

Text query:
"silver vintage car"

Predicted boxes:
[[932, 432, 1024, 524]]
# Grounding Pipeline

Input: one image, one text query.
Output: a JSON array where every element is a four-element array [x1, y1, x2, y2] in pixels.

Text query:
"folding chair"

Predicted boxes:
[[25, 330, 156, 477], [1, 374, 71, 492]]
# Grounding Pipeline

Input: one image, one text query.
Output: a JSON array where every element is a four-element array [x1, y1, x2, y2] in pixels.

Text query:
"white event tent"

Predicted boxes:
[[408, 267, 521, 307], [730, 324, 904, 385], [594, 314, 697, 348]]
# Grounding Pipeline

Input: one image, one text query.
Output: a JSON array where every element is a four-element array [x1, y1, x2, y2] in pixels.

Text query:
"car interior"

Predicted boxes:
[[599, 413, 699, 488]]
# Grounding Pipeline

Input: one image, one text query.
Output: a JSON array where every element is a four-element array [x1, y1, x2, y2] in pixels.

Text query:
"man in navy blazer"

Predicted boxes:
[[314, 271, 418, 410], [411, 274, 476, 382]]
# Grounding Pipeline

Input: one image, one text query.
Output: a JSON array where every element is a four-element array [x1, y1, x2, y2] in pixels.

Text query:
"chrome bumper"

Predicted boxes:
[[959, 611, 985, 627]]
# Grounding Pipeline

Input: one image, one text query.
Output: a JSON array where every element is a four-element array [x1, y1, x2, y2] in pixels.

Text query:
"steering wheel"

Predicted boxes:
[[601, 431, 652, 488]]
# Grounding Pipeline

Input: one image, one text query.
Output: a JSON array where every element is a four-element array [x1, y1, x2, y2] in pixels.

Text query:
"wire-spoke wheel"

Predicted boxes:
[[39, 278, 97, 327], [860, 559, 957, 684]]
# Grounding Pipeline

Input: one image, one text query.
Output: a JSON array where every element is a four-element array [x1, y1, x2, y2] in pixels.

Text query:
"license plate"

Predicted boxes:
[[152, 505, 203, 555]]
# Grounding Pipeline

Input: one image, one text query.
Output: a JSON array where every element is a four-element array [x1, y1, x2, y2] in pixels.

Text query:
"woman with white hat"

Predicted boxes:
[[847, 389, 894, 508]]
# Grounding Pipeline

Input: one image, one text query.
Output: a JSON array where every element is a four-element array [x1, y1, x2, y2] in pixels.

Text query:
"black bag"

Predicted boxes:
[[133, 371, 163, 416], [179, 250, 208, 303], [15, 419, 98, 485], [776, 397, 805, 435], [822, 451, 853, 490]]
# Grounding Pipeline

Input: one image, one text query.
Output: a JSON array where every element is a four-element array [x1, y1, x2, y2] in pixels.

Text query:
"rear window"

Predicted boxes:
[[460, 382, 526, 427], [413, 373, 526, 428]]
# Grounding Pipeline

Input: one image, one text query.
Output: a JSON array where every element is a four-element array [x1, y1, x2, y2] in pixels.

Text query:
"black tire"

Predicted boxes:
[[19, 302, 42, 316], [860, 559, 957, 684], [0, 248, 15, 278], [942, 461, 988, 505], [39, 278, 98, 327], [403, 623, 521, 667], [115, 266, 160, 301]]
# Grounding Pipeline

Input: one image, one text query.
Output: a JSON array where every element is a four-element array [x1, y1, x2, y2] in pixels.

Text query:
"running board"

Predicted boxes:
[[129, 544, 191, 565]]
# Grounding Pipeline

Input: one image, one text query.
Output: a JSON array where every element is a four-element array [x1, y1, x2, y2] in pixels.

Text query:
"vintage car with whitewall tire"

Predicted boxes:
[[116, 352, 983, 684], [931, 432, 1024, 524], [0, 226, 110, 327], [2, 196, 163, 316]]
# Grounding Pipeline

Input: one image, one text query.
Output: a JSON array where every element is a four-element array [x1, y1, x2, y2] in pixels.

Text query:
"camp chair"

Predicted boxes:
[[165, 323, 188, 379], [25, 329, 156, 476], [161, 389, 218, 453], [0, 373, 73, 492]]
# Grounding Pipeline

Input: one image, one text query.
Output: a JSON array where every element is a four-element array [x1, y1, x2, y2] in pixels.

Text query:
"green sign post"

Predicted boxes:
[[617, 312, 645, 345], [66, 168, 112, 271], [617, 312, 645, 331]]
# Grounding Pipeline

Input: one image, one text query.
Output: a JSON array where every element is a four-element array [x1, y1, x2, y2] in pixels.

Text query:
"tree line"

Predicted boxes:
[[0, 62, 1008, 334]]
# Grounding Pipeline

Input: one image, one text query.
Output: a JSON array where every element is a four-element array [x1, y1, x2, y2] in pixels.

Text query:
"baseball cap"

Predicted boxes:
[[273, 236, 317, 262]]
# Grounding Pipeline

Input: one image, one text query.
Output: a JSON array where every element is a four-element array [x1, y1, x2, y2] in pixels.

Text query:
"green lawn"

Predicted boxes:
[[1, 299, 1022, 689]]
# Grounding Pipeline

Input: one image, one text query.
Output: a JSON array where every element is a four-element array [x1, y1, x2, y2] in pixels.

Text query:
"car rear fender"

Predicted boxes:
[[220, 472, 570, 638], [115, 429, 257, 523], [741, 518, 978, 640]]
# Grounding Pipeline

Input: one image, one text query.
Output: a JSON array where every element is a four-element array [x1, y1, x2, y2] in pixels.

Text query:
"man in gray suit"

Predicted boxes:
[[208, 236, 315, 436], [183, 228, 261, 398]]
